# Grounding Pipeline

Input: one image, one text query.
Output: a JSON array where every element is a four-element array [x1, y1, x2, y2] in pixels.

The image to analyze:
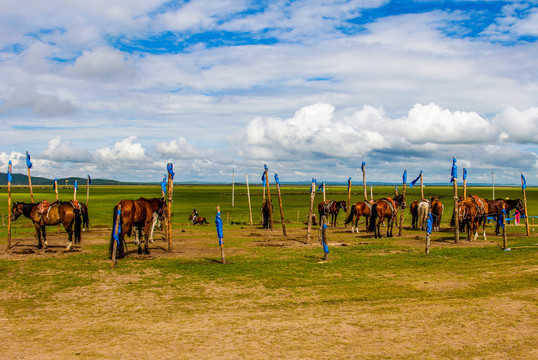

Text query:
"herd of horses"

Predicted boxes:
[[10, 191, 526, 258]]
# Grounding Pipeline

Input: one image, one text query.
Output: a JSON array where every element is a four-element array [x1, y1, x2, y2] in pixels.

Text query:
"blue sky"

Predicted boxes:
[[1, 0, 538, 185]]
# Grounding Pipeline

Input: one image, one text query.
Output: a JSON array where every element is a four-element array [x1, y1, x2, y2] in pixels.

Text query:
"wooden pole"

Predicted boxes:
[[323, 182, 326, 202], [26, 151, 34, 203], [275, 178, 287, 236], [502, 208, 508, 250], [167, 164, 174, 251], [370, 185, 373, 201], [111, 204, 121, 267], [306, 179, 316, 244], [264, 165, 273, 230], [73, 180, 77, 201], [321, 215, 329, 261], [217, 205, 226, 264], [425, 208, 432, 254], [246, 174, 253, 226], [453, 178, 459, 244], [7, 161, 12, 249], [398, 173, 407, 237], [522, 172, 530, 236], [347, 178, 351, 221], [362, 164, 367, 201], [420, 171, 424, 200], [232, 168, 235, 207], [86, 176, 90, 206], [55, 179, 60, 234]]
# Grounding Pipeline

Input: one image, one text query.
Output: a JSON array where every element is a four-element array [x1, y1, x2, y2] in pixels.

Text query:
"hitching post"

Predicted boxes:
[[451, 158, 459, 244], [420, 170, 424, 200], [321, 215, 329, 261], [347, 177, 351, 222], [463, 168, 467, 200], [502, 208, 508, 250], [425, 208, 433, 254], [215, 205, 225, 264], [306, 178, 316, 244], [264, 164, 273, 230], [522, 173, 530, 236], [166, 163, 174, 251], [275, 173, 287, 236], [398, 170, 407, 237], [26, 151, 34, 203], [246, 174, 253, 226], [7, 161, 12, 249], [55, 178, 60, 233], [361, 162, 367, 201]]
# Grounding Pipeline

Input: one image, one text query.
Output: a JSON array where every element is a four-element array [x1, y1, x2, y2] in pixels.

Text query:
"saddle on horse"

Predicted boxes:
[[323, 200, 335, 215], [382, 197, 397, 216]]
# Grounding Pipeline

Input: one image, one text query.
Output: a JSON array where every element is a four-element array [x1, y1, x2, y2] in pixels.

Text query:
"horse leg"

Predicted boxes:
[[35, 225, 43, 249], [144, 221, 151, 254], [134, 227, 140, 245], [66, 225, 74, 250], [41, 225, 48, 249], [355, 216, 360, 234], [137, 227, 143, 254], [149, 212, 158, 243]]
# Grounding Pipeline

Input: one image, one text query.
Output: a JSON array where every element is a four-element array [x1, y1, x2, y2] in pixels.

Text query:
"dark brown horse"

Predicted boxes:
[[109, 197, 166, 259], [458, 195, 488, 241], [318, 200, 347, 227], [189, 214, 209, 225], [11, 201, 82, 250], [409, 200, 419, 229], [430, 197, 444, 231], [344, 200, 372, 233], [485, 198, 525, 235], [369, 194, 405, 238], [261, 200, 272, 229]]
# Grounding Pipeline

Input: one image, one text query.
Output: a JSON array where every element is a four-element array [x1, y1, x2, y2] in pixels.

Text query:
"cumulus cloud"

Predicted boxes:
[[155, 136, 203, 159], [95, 136, 149, 162], [492, 106, 538, 143], [70, 46, 130, 79], [0, 86, 77, 117], [40, 136, 93, 162]]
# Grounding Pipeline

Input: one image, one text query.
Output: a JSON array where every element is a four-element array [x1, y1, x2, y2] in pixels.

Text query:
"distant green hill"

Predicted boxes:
[[0, 173, 154, 186]]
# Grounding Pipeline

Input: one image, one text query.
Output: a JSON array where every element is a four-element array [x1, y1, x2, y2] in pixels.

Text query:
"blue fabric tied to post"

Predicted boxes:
[[409, 171, 422, 188], [322, 224, 329, 253], [7, 161, 12, 183], [463, 168, 467, 181], [274, 173, 281, 186], [215, 212, 223, 242], [167, 163, 174, 179], [310, 178, 317, 192], [450, 157, 457, 182], [522, 173, 526, 190], [402, 170, 407, 184], [161, 175, 167, 193], [26, 153, 32, 169], [499, 209, 507, 229], [88, 175, 92, 185], [361, 162, 365, 173], [348, 177, 352, 192], [426, 213, 433, 234], [261, 171, 266, 187], [74, 180, 78, 191], [53, 178, 57, 189], [318, 182, 324, 192], [113, 209, 122, 245]]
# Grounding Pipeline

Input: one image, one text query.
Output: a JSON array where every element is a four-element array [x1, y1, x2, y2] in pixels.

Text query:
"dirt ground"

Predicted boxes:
[[1, 225, 537, 359]]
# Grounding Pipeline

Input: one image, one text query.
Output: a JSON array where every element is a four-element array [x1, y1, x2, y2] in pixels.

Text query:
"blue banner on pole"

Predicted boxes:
[[310, 178, 316, 192], [53, 178, 57, 190], [409, 171, 422, 188], [522, 173, 526, 190], [318, 182, 324, 192], [274, 173, 281, 186], [450, 157, 457, 183], [7, 161, 12, 183], [26, 152, 32, 169], [215, 211, 224, 239], [88, 175, 92, 185], [261, 171, 266, 187], [113, 209, 122, 245], [322, 224, 329, 253], [426, 213, 433, 234], [463, 168, 467, 181], [167, 163, 174, 179], [74, 180, 78, 191], [402, 170, 407, 184], [161, 175, 167, 193], [361, 162, 365, 173]]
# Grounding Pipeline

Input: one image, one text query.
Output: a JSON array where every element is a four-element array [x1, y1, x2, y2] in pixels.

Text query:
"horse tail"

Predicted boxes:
[[368, 203, 378, 232], [344, 205, 356, 225], [81, 204, 90, 229]]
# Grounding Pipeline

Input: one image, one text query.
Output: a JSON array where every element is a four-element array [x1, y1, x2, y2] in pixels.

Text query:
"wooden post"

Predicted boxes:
[[453, 178, 459, 244], [502, 208, 508, 250], [370, 185, 373, 201], [347, 177, 351, 221], [73, 180, 77, 201], [420, 171, 424, 200], [232, 168, 235, 207], [522, 172, 530, 236], [111, 204, 121, 267], [323, 182, 326, 202], [7, 161, 12, 249], [398, 171, 407, 237], [216, 205, 226, 264], [362, 163, 367, 201], [275, 176, 287, 236], [306, 179, 316, 244], [26, 151, 34, 203], [463, 170, 467, 200], [86, 176, 90, 206], [425, 208, 432, 254], [264, 165, 273, 230], [166, 164, 174, 251], [246, 174, 253, 226], [55, 179, 60, 234], [321, 215, 329, 261]]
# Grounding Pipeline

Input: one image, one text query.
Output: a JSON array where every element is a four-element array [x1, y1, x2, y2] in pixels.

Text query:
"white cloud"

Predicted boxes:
[[70, 46, 130, 79], [155, 136, 202, 159], [492, 106, 538, 143], [95, 136, 149, 162], [40, 136, 93, 162]]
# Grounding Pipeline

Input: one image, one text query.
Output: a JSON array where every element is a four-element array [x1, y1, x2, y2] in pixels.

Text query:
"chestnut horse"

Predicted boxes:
[[409, 200, 419, 229], [369, 194, 405, 238], [189, 214, 209, 225], [458, 195, 488, 241], [109, 197, 166, 259], [11, 201, 82, 250], [318, 200, 347, 227], [430, 197, 444, 231], [261, 200, 272, 229], [486, 198, 525, 235], [344, 200, 372, 233]]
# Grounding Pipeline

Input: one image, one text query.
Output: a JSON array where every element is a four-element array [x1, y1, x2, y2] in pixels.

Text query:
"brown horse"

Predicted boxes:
[[430, 197, 444, 231], [369, 194, 405, 238], [261, 200, 272, 229], [189, 214, 209, 225], [458, 195, 488, 241], [11, 201, 82, 250], [109, 197, 166, 259], [409, 200, 419, 229], [318, 200, 347, 227], [344, 200, 372, 233], [485, 198, 525, 235]]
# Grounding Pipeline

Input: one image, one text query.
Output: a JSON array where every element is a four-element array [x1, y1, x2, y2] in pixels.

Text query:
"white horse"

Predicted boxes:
[[417, 200, 430, 231]]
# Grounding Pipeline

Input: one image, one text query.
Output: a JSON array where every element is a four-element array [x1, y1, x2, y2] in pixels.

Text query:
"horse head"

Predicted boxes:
[[338, 201, 347, 212], [10, 202, 24, 221], [394, 194, 405, 208], [188, 214, 193, 220]]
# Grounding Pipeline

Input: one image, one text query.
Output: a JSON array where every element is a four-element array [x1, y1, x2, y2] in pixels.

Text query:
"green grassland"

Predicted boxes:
[[0, 184, 536, 359]]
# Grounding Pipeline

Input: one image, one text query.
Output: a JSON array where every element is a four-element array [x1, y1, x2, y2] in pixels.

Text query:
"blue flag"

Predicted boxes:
[[426, 213, 433, 234], [215, 211, 223, 241], [26, 152, 32, 169], [88, 175, 92, 185], [167, 163, 174, 179], [261, 171, 266, 187], [361, 162, 365, 173], [318, 182, 324, 192], [522, 173, 526, 190], [113, 209, 122, 245], [274, 173, 281, 186], [450, 157, 457, 182], [463, 168, 467, 181], [7, 161, 12, 183], [310, 178, 317, 192], [409, 171, 422, 188], [53, 178, 57, 190], [161, 175, 167, 193], [402, 170, 407, 184], [74, 180, 78, 191]]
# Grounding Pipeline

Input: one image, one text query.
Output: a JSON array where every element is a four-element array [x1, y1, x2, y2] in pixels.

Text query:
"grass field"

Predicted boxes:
[[0, 184, 536, 359]]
